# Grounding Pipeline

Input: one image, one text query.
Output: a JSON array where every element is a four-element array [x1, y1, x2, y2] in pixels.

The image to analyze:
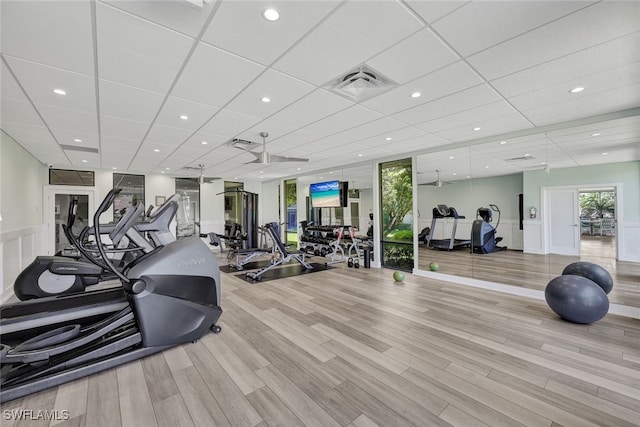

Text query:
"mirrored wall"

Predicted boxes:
[[417, 124, 640, 309]]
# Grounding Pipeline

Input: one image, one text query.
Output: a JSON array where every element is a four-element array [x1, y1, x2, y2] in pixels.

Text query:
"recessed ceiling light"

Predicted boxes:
[[473, 127, 481, 131], [179, 115, 188, 120], [452, 172, 457, 176], [410, 92, 421, 98], [52, 88, 67, 95], [261, 97, 271, 103], [74, 138, 82, 143], [499, 141, 507, 145], [259, 170, 264, 174], [263, 8, 280, 21], [448, 156, 454, 160], [165, 167, 170, 170], [485, 165, 489, 168], [358, 154, 363, 157], [154, 149, 160, 152], [570, 86, 585, 93], [161, 171, 165, 174], [297, 168, 301, 171], [541, 162, 547, 165], [82, 160, 87, 163], [524, 153, 531, 157], [591, 133, 600, 137], [319, 177, 323, 180], [385, 137, 392, 141], [602, 152, 608, 155], [112, 167, 117, 170], [329, 171, 333, 174], [201, 141, 208, 145]]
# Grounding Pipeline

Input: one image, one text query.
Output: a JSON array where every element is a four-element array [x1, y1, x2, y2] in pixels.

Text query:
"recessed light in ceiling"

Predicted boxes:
[[452, 172, 457, 176], [570, 86, 585, 93], [410, 92, 421, 98], [484, 165, 489, 168], [473, 127, 481, 131], [154, 149, 160, 152], [202, 141, 208, 145], [602, 152, 608, 155], [448, 156, 454, 159], [541, 162, 547, 165], [499, 141, 507, 145], [52, 88, 67, 95], [261, 97, 271, 103], [74, 138, 82, 143], [112, 167, 117, 170], [259, 170, 264, 174], [165, 167, 170, 170], [179, 115, 188, 120], [297, 168, 301, 171], [591, 133, 600, 137], [82, 160, 87, 163], [385, 137, 392, 141], [358, 154, 363, 157], [161, 171, 165, 174], [524, 153, 531, 157], [263, 8, 280, 21]]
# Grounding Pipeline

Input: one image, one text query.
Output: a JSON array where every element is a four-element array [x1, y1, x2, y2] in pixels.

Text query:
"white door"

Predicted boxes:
[[44, 186, 96, 255], [548, 188, 580, 256]]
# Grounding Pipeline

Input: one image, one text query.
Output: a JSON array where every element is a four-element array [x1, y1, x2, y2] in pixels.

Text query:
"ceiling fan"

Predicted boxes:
[[181, 164, 221, 184], [419, 170, 454, 187], [231, 132, 309, 164]]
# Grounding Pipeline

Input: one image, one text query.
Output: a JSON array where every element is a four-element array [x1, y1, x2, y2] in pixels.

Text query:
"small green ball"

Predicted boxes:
[[429, 262, 439, 272], [393, 271, 405, 282]]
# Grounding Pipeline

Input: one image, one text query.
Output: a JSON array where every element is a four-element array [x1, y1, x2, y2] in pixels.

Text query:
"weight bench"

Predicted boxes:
[[246, 222, 313, 281]]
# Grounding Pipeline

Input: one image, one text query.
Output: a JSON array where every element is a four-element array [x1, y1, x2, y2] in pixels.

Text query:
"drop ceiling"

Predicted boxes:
[[1, 0, 639, 186]]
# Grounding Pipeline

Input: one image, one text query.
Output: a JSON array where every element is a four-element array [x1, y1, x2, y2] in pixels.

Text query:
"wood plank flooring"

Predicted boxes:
[[418, 236, 640, 308], [2, 262, 639, 426]]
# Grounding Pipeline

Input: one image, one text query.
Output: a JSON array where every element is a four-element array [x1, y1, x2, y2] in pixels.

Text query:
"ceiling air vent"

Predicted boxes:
[[60, 145, 99, 154], [326, 65, 397, 102]]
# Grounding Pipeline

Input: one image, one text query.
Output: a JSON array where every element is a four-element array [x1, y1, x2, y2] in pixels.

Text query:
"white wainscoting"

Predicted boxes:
[[618, 221, 640, 262], [523, 220, 545, 254], [1, 225, 44, 302]]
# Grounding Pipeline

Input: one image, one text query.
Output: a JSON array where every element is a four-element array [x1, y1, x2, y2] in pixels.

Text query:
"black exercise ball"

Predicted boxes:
[[545, 275, 609, 324], [562, 261, 613, 294]]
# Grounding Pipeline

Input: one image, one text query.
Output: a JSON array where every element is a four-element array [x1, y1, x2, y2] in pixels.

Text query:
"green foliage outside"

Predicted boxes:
[[381, 162, 413, 242], [580, 192, 615, 218]]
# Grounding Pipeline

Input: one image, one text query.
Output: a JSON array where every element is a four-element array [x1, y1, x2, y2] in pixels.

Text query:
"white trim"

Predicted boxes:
[[413, 268, 639, 320]]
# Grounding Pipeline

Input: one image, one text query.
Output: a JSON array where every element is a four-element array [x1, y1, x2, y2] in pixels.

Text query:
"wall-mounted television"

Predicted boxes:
[[310, 180, 341, 208]]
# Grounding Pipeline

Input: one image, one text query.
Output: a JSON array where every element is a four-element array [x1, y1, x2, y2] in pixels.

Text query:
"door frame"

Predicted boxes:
[[43, 185, 97, 255], [542, 183, 622, 259]]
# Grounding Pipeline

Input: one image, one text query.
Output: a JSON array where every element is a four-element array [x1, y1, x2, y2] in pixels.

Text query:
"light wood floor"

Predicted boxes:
[[2, 262, 639, 426], [418, 236, 640, 308]]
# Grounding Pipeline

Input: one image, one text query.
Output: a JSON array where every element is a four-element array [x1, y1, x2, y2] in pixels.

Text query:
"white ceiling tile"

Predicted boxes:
[[155, 96, 220, 130], [239, 120, 299, 143], [418, 100, 524, 133], [332, 117, 408, 143], [433, 1, 593, 57], [171, 42, 265, 106], [202, 0, 340, 66], [304, 105, 383, 136], [101, 0, 216, 38], [1, 122, 57, 148], [508, 64, 640, 112], [363, 61, 484, 116], [431, 112, 534, 143], [199, 109, 263, 138], [491, 33, 640, 98], [99, 80, 165, 124], [183, 131, 230, 150], [50, 128, 99, 149], [392, 84, 501, 125], [100, 135, 141, 154], [145, 124, 193, 147], [96, 2, 194, 93], [521, 83, 640, 126], [269, 89, 353, 129], [0, 1, 94, 75], [4, 57, 97, 113], [273, 1, 424, 85], [225, 69, 316, 118], [100, 116, 149, 142], [366, 28, 458, 84], [36, 105, 98, 135], [404, 1, 468, 25], [1, 98, 44, 128], [1, 61, 28, 101], [468, 2, 640, 80]]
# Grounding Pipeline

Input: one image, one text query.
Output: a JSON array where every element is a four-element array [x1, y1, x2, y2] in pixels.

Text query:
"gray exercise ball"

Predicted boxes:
[[562, 261, 613, 294], [545, 275, 609, 324]]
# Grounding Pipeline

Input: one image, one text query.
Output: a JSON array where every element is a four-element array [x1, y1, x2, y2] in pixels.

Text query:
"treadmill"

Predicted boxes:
[[426, 205, 471, 251]]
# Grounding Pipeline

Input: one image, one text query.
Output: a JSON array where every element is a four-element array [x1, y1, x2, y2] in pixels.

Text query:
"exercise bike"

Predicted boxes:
[[471, 204, 506, 254], [0, 188, 222, 403]]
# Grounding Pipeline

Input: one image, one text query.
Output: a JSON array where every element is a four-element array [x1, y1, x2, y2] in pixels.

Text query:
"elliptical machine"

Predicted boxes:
[[0, 188, 222, 403], [471, 204, 506, 254]]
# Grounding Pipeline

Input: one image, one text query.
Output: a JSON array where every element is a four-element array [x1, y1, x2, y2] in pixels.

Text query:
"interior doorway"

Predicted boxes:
[[43, 186, 96, 255], [579, 187, 617, 261]]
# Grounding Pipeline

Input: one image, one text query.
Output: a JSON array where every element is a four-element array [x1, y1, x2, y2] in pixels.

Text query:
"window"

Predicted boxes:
[[49, 169, 95, 186], [112, 173, 145, 221], [175, 178, 200, 237]]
